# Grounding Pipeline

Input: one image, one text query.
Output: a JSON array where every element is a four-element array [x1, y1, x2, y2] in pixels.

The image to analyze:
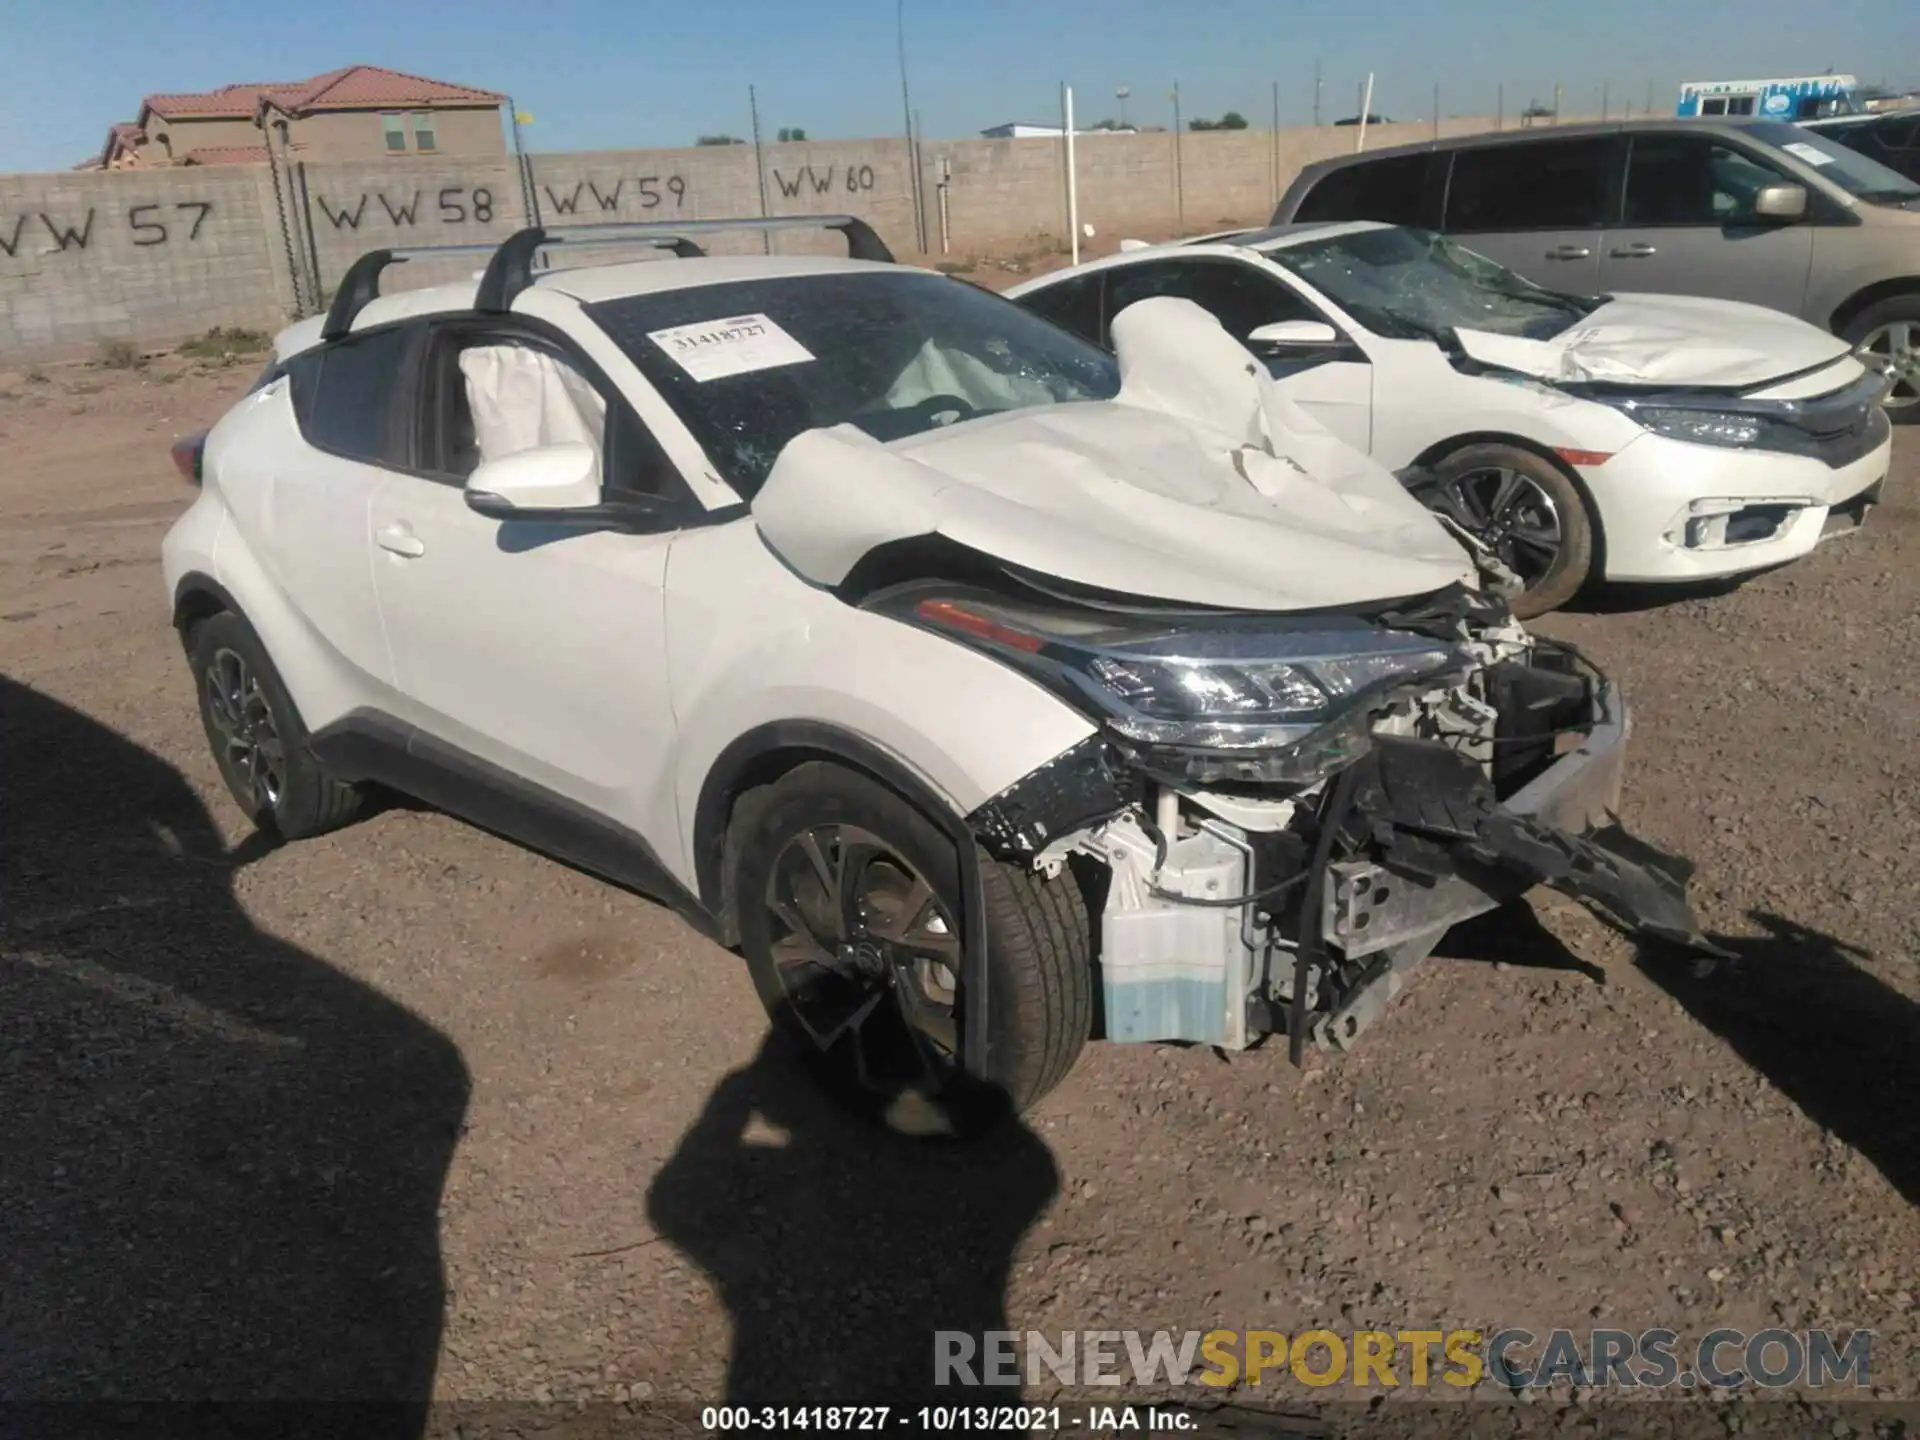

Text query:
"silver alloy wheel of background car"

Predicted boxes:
[[1853, 321, 1920, 413], [763, 823, 962, 1100], [1417, 464, 1565, 588], [202, 646, 286, 810]]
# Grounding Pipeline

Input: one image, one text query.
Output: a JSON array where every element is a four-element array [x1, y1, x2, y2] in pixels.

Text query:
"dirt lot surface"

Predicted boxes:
[[2, 352, 1917, 1436]]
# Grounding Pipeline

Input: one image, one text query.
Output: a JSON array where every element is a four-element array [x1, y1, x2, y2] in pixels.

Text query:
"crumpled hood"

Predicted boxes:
[[1454, 292, 1852, 389], [751, 297, 1473, 612]]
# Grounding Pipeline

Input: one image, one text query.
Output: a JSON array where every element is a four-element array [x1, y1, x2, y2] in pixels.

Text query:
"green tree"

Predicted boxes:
[[777, 126, 808, 142], [1188, 111, 1250, 131], [696, 134, 745, 146]]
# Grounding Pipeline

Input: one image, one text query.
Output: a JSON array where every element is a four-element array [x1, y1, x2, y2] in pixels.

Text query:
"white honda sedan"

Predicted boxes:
[[1009, 222, 1892, 615]]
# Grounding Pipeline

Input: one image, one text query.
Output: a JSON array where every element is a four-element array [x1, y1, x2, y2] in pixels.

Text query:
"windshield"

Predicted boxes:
[[1745, 120, 1920, 203], [586, 271, 1120, 497], [1268, 227, 1598, 342]]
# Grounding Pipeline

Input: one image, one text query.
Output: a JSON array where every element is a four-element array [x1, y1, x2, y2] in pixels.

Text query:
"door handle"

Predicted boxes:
[[1610, 243, 1658, 258], [376, 523, 426, 558], [1544, 245, 1592, 260]]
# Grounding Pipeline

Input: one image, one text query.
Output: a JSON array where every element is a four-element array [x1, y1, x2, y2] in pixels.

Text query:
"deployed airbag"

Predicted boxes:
[[460, 345, 607, 468], [751, 297, 1474, 611]]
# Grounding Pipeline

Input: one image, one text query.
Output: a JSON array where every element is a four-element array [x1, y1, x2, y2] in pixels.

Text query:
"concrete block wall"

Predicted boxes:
[[0, 165, 290, 357], [2, 117, 1529, 360]]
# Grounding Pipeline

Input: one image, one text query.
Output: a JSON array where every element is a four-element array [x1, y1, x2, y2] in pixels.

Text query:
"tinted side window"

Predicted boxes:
[[1107, 258, 1315, 342], [1020, 274, 1103, 344], [1622, 135, 1785, 225], [289, 326, 413, 467], [1444, 139, 1613, 232], [1294, 153, 1430, 225]]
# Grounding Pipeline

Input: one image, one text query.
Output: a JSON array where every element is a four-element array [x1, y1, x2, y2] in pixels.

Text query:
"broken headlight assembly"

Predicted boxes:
[[878, 586, 1464, 785]]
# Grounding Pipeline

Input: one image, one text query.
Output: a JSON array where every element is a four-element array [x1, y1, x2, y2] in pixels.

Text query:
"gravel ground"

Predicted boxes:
[[1, 352, 1916, 1436]]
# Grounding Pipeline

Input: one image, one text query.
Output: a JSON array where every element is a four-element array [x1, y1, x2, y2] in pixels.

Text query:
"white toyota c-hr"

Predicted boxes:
[[163, 216, 1722, 1134]]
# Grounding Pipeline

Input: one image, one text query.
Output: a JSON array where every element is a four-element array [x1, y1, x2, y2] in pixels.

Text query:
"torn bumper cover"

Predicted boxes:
[[969, 644, 1722, 1058], [1336, 665, 1717, 958]]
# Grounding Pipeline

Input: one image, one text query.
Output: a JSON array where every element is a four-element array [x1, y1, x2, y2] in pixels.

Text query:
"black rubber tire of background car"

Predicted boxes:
[[733, 761, 1092, 1138], [1422, 443, 1596, 620], [188, 610, 366, 840], [1841, 297, 1920, 426]]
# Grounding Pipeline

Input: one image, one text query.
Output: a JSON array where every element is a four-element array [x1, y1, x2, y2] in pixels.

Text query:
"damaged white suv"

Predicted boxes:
[[163, 217, 1719, 1134]]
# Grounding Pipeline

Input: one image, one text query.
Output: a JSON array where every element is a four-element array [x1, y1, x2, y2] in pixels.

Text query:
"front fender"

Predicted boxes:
[[663, 521, 1097, 902]]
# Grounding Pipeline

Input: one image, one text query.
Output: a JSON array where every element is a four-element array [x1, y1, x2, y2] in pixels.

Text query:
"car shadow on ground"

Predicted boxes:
[[645, 1035, 1059, 1420], [1565, 574, 1750, 616], [1445, 896, 1920, 1207], [0, 674, 469, 1426]]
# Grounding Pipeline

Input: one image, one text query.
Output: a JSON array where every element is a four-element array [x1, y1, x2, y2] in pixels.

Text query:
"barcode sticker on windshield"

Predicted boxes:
[[1781, 142, 1835, 168], [646, 313, 815, 382]]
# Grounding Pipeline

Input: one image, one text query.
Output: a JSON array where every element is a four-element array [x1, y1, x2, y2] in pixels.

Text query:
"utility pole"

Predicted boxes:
[[1497, 82, 1505, 131], [1271, 80, 1281, 205], [1433, 82, 1441, 138], [1314, 59, 1323, 126], [896, 0, 926, 251], [1171, 82, 1184, 232], [1601, 80, 1610, 121], [1553, 80, 1563, 123], [749, 85, 770, 253]]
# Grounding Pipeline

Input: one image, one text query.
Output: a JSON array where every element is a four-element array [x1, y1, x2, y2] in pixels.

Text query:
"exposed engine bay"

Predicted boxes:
[[906, 573, 1723, 1063]]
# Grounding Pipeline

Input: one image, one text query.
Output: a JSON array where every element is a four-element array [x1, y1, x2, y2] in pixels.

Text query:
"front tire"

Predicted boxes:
[[188, 610, 365, 840], [1842, 298, 1920, 424], [1413, 443, 1596, 619], [733, 762, 1092, 1137]]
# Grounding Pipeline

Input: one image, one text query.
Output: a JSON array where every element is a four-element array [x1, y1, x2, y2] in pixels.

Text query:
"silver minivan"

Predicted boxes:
[[1273, 120, 1920, 419]]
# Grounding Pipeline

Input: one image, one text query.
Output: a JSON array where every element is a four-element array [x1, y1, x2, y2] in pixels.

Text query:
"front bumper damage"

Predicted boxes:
[[968, 617, 1721, 1061]]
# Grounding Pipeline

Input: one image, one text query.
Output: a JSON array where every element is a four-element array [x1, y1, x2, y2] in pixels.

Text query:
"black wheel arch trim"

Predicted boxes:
[[172, 572, 244, 642], [693, 720, 997, 1077]]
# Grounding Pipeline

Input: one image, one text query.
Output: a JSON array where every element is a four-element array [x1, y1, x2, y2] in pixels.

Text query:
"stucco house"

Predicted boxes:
[[83, 64, 506, 169]]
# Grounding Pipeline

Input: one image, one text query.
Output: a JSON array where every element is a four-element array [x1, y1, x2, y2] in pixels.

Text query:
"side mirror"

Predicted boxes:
[[1752, 183, 1809, 221], [1248, 319, 1340, 347], [465, 442, 602, 519]]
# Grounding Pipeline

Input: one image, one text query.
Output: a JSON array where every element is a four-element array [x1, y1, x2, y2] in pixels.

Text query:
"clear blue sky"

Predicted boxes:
[[1, 0, 1913, 172]]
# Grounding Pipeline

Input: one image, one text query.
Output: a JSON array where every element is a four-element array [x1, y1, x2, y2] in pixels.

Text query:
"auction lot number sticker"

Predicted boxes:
[[648, 314, 815, 382]]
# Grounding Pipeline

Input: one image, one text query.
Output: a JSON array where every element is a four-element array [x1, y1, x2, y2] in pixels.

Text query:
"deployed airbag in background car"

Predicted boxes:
[[749, 297, 1475, 610]]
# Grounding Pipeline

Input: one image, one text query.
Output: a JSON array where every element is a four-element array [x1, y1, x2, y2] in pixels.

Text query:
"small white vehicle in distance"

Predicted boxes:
[[1008, 222, 1892, 616]]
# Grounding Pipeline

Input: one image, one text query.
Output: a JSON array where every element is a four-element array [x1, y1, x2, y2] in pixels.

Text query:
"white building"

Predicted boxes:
[[980, 121, 1138, 138]]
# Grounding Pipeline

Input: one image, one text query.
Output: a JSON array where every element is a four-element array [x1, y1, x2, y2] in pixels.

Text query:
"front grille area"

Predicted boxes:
[[1772, 371, 1893, 469]]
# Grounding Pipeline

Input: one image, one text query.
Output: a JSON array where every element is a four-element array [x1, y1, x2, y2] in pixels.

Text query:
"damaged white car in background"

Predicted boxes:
[[162, 219, 1724, 1137], [1010, 222, 1893, 615]]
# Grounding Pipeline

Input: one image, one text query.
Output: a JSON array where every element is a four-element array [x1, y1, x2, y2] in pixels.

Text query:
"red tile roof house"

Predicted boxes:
[[82, 65, 506, 169]]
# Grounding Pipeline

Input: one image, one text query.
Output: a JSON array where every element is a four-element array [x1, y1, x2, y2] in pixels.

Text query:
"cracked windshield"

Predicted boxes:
[[1274, 227, 1599, 341], [590, 271, 1119, 494]]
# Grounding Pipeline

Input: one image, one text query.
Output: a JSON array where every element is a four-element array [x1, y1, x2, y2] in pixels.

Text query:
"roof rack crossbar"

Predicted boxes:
[[318, 235, 702, 337], [321, 214, 893, 336], [475, 214, 894, 313]]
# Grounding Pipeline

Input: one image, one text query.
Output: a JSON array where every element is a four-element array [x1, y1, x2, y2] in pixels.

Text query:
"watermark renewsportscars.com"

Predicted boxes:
[[935, 1328, 1874, 1392]]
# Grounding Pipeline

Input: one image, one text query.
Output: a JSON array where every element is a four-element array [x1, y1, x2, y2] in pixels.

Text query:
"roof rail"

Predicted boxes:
[[474, 214, 895, 313], [321, 214, 893, 338]]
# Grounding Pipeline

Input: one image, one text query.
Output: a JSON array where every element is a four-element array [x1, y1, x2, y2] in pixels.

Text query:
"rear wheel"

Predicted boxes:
[[1842, 298, 1920, 424], [734, 762, 1092, 1137], [1412, 443, 1595, 619], [188, 610, 365, 840]]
